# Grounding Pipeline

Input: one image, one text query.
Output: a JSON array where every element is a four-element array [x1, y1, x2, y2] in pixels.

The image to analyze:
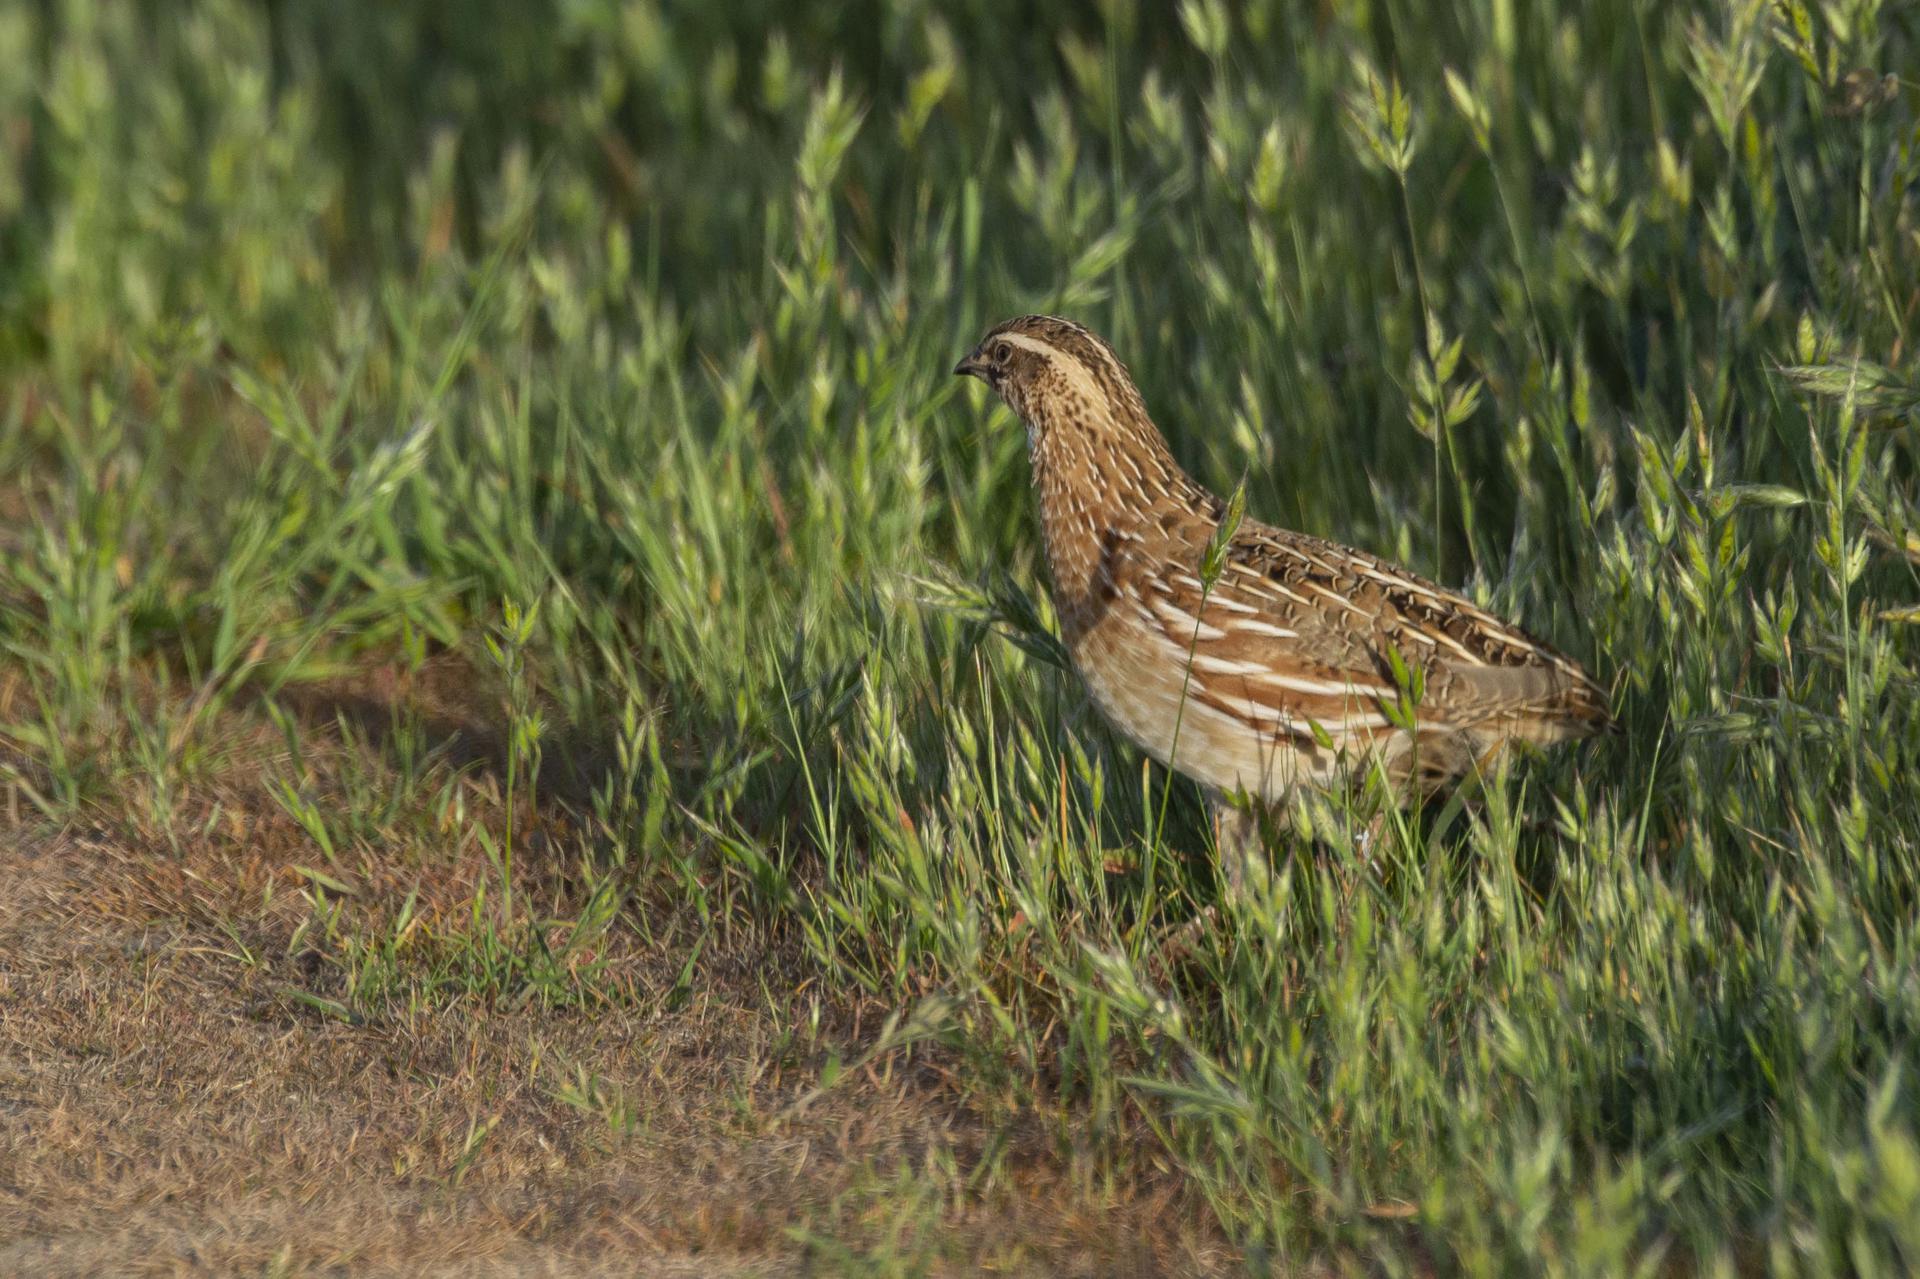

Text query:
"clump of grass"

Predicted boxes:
[[4, 0, 1920, 1270]]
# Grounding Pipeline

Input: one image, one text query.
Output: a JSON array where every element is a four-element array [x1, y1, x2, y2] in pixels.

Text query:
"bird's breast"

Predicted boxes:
[[1065, 602, 1321, 803]]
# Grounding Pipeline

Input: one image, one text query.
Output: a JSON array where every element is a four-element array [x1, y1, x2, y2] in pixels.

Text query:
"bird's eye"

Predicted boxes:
[[993, 342, 1012, 364]]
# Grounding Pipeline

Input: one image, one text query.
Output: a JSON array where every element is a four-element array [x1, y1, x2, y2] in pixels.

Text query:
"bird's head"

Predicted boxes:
[[954, 314, 1149, 437]]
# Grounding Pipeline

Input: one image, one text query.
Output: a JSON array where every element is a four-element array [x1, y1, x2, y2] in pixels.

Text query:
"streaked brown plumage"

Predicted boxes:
[[955, 314, 1613, 861]]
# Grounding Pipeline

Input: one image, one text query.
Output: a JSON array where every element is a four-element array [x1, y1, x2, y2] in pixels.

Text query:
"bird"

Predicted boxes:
[[953, 314, 1614, 880]]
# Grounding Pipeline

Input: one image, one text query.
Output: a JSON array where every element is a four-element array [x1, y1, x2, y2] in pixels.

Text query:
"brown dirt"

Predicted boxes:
[[0, 672, 1233, 1277]]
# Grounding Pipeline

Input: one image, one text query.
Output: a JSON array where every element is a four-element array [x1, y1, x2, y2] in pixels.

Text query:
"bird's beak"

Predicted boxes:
[[953, 352, 987, 381]]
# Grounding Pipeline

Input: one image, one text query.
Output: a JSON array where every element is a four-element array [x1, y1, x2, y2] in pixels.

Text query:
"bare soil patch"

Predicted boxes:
[[0, 681, 1229, 1276]]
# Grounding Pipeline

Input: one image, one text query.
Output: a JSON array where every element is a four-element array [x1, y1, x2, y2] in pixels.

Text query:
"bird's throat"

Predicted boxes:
[[1026, 409, 1212, 639]]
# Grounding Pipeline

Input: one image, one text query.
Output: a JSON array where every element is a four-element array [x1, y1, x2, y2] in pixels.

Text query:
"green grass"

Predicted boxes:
[[4, 0, 1920, 1271]]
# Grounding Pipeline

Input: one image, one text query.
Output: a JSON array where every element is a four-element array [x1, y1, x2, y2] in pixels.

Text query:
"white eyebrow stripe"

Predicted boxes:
[[996, 331, 1108, 408], [997, 332, 1064, 357]]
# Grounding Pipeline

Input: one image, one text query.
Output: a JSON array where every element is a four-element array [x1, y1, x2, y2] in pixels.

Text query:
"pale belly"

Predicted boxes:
[[1066, 612, 1342, 804], [1059, 605, 1575, 806]]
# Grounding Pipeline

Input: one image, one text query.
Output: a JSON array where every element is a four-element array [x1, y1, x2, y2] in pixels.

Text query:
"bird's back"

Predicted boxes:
[[1067, 502, 1611, 802]]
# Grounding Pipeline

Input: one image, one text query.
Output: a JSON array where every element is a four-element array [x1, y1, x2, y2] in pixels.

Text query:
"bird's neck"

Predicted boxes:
[[1025, 409, 1218, 636]]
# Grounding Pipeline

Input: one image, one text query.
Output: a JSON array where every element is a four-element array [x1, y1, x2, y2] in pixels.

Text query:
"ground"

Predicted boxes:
[[0, 673, 1227, 1277], [7, 3, 1920, 1273]]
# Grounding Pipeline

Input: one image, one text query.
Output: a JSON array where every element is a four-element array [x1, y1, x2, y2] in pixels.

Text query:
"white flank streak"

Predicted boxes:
[[1226, 618, 1296, 638], [1232, 699, 1457, 738], [1282, 545, 1335, 575], [1228, 564, 1310, 605], [1258, 671, 1394, 698], [1361, 564, 1453, 612], [1425, 629, 1481, 662], [1308, 584, 1371, 616], [1188, 654, 1270, 677], [1225, 699, 1396, 734], [1147, 598, 1225, 640]]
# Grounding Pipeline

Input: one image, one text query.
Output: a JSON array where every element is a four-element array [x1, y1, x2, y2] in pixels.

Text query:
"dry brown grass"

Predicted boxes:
[[0, 669, 1233, 1277]]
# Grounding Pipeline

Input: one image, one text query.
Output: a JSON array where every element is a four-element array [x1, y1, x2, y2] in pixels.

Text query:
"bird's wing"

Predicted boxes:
[[1125, 521, 1612, 742]]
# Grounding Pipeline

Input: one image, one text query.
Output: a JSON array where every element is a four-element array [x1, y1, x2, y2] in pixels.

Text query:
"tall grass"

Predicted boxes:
[[3, 0, 1919, 1269]]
